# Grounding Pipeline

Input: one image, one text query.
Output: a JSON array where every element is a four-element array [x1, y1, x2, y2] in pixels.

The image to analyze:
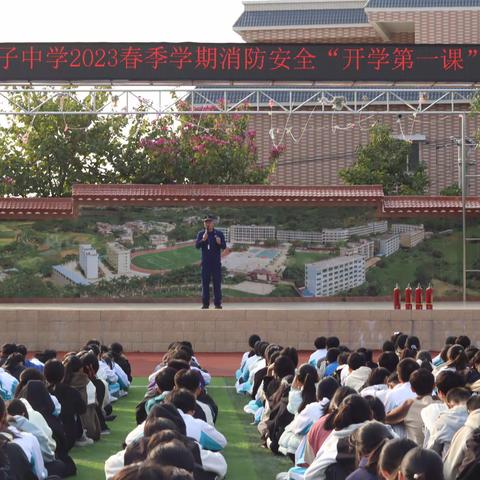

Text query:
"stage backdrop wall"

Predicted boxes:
[[1, 305, 478, 353]]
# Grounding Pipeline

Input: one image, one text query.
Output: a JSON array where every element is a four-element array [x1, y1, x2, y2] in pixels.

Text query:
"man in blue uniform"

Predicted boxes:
[[195, 215, 227, 309]]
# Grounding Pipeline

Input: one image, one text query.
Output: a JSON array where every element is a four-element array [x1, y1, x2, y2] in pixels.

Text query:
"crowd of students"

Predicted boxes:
[[106, 340, 227, 480], [236, 333, 480, 480], [0, 340, 131, 479]]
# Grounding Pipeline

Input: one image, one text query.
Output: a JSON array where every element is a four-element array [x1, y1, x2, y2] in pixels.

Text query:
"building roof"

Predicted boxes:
[[233, 8, 368, 29], [382, 196, 480, 215], [52, 265, 91, 286], [366, 0, 480, 8], [307, 254, 364, 269], [72, 184, 385, 205], [0, 198, 73, 218]]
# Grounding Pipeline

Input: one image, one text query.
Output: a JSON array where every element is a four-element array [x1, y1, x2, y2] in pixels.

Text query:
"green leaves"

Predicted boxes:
[[340, 124, 429, 195]]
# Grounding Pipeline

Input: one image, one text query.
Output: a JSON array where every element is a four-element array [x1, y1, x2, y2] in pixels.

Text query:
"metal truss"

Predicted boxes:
[[0, 85, 477, 116]]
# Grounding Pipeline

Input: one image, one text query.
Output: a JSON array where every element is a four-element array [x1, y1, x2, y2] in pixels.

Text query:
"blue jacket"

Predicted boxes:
[[195, 229, 226, 266]]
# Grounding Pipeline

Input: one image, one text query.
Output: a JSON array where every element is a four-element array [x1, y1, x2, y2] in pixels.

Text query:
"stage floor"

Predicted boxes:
[[0, 301, 480, 310]]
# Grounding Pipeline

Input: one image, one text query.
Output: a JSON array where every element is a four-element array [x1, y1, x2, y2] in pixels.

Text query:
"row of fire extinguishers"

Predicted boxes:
[[393, 284, 433, 310]]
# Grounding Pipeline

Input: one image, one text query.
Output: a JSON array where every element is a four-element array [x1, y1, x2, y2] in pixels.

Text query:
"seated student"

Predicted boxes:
[[44, 359, 87, 451], [63, 354, 101, 443], [4, 352, 25, 380], [236, 341, 268, 395], [308, 337, 327, 368], [344, 353, 372, 393], [20, 379, 77, 477], [434, 344, 470, 381], [169, 389, 227, 452], [427, 387, 471, 457], [110, 343, 132, 384], [360, 368, 390, 403], [174, 369, 214, 425], [401, 447, 445, 480], [304, 395, 373, 480], [0, 397, 47, 479], [323, 348, 340, 378], [378, 351, 399, 375], [257, 355, 295, 440], [147, 438, 195, 474], [378, 438, 417, 480], [416, 350, 434, 372], [15, 345, 43, 372], [7, 398, 56, 464], [279, 376, 338, 459], [0, 361, 19, 401], [334, 352, 350, 386], [112, 463, 170, 480], [236, 334, 261, 380], [432, 336, 456, 366], [469, 351, 480, 389], [144, 367, 177, 418], [443, 395, 480, 480], [0, 344, 17, 367], [385, 368, 439, 446], [77, 350, 111, 435], [422, 370, 465, 448], [384, 358, 420, 413], [346, 421, 394, 480], [303, 386, 357, 465]]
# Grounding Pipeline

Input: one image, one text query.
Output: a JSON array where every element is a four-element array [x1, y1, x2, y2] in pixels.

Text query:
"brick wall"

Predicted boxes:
[[1, 306, 478, 352], [249, 111, 480, 195]]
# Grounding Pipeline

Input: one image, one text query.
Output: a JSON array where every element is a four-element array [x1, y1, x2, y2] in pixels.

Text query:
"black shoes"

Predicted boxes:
[[201, 305, 209, 309], [214, 305, 223, 309]]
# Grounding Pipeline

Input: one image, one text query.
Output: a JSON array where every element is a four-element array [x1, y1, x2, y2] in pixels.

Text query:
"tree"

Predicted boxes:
[[0, 88, 130, 197], [116, 100, 276, 185], [340, 124, 429, 195], [440, 184, 462, 196]]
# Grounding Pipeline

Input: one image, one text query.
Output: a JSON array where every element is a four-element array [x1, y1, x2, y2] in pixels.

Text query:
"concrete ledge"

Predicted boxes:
[[2, 303, 479, 352]]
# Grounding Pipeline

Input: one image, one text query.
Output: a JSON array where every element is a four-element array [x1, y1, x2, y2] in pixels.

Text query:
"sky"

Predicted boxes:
[[0, 0, 245, 42]]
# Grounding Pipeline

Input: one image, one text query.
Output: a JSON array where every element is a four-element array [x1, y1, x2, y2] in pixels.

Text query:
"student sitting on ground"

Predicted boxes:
[[443, 394, 480, 480], [308, 337, 327, 369], [427, 387, 471, 457], [346, 420, 394, 480], [422, 370, 466, 449], [360, 368, 390, 404], [168, 389, 227, 452], [401, 447, 445, 480], [304, 394, 373, 480], [385, 368, 439, 446], [344, 352, 372, 393], [279, 376, 338, 460], [377, 438, 417, 480], [236, 334, 261, 380]]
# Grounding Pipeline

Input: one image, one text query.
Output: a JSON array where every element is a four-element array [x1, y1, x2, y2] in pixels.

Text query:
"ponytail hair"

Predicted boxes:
[[298, 367, 319, 413], [324, 386, 356, 431], [447, 344, 468, 371], [400, 447, 444, 480], [332, 394, 372, 431]]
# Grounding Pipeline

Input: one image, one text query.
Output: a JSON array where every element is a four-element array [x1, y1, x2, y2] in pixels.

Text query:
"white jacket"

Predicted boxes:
[[443, 408, 480, 480], [304, 422, 368, 480], [344, 367, 372, 393], [178, 409, 227, 452]]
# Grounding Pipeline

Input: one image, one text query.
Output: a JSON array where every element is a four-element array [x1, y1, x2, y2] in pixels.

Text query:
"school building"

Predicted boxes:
[[232, 0, 480, 194], [305, 254, 366, 297]]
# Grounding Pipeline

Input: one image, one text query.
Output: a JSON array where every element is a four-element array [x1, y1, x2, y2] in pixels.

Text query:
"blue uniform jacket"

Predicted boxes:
[[195, 229, 226, 266]]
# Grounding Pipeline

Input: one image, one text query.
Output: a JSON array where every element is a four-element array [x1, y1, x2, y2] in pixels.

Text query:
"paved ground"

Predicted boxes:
[[127, 352, 310, 376]]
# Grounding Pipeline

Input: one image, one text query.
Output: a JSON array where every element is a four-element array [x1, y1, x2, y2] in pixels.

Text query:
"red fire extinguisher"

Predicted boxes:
[[393, 284, 401, 310], [405, 284, 412, 310], [415, 284, 423, 310], [425, 284, 433, 310]]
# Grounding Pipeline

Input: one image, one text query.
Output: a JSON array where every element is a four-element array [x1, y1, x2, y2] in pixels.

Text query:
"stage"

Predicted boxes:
[[1, 302, 478, 353]]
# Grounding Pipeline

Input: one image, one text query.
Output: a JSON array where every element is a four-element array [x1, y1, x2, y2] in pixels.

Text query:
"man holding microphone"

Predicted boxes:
[[195, 215, 226, 309]]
